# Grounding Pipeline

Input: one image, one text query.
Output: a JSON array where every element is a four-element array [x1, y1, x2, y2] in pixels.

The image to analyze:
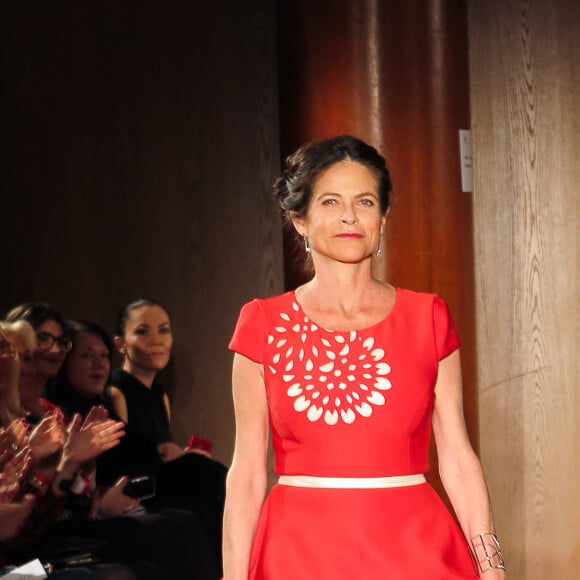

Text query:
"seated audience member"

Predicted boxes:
[[48, 319, 221, 579], [5, 303, 72, 423], [106, 299, 226, 569], [0, 324, 24, 427], [49, 320, 115, 419], [0, 331, 36, 546], [0, 325, 126, 578]]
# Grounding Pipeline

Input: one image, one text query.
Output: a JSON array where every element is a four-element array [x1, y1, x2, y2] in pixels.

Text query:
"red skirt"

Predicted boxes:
[[249, 482, 477, 579]]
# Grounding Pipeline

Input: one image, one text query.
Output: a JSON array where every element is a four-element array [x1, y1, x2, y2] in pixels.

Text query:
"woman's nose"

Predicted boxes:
[[340, 204, 359, 224], [92, 356, 105, 368]]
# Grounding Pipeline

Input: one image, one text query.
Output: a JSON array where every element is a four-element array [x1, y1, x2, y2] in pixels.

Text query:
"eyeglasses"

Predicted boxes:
[[0, 340, 17, 359], [36, 331, 73, 353]]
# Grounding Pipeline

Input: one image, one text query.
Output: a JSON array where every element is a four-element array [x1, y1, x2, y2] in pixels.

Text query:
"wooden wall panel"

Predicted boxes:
[[468, 0, 580, 577], [1, 1, 283, 465]]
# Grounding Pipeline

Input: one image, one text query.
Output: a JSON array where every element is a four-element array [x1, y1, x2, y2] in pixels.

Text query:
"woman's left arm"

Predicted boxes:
[[432, 349, 506, 579]]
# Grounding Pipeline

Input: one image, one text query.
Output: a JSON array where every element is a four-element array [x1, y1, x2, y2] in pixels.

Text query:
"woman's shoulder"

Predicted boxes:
[[244, 290, 294, 308], [110, 368, 140, 391], [395, 287, 445, 306], [393, 287, 455, 326], [237, 290, 295, 320]]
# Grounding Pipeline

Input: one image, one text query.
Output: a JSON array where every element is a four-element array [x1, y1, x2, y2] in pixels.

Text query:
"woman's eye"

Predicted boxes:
[[359, 198, 374, 206], [159, 327, 171, 335], [134, 328, 148, 336]]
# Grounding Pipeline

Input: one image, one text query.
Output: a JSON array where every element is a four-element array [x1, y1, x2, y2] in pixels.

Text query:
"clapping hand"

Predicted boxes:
[[0, 427, 17, 467], [1, 446, 32, 486], [6, 418, 29, 454], [0, 473, 20, 504], [28, 412, 67, 467], [62, 407, 125, 465]]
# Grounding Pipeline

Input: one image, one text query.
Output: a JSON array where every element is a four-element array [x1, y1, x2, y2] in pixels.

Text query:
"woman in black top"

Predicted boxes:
[[109, 300, 226, 571]]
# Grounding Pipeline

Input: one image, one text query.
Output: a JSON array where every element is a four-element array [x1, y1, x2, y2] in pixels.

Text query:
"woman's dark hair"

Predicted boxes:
[[67, 320, 115, 360], [51, 320, 114, 407], [6, 302, 69, 334], [273, 135, 393, 220], [115, 299, 170, 337]]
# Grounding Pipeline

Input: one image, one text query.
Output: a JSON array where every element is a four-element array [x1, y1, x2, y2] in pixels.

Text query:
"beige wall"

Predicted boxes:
[[468, 0, 580, 577]]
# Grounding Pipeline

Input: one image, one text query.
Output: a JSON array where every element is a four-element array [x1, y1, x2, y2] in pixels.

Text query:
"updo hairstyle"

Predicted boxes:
[[115, 298, 170, 338], [273, 135, 393, 221]]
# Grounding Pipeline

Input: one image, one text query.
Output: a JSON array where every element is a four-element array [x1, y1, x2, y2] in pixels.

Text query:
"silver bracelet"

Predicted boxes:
[[470, 532, 506, 574]]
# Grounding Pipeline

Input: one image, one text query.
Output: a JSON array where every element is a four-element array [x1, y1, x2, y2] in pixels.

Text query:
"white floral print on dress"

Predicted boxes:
[[267, 301, 393, 426]]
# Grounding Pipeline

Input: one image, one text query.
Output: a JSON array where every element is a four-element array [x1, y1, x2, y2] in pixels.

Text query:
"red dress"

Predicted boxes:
[[229, 288, 478, 579]]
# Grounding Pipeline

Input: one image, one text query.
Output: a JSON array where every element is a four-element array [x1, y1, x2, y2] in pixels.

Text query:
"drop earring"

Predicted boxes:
[[375, 228, 384, 257], [304, 236, 312, 254]]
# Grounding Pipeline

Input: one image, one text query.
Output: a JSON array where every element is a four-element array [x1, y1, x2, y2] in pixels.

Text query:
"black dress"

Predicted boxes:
[[107, 369, 227, 570]]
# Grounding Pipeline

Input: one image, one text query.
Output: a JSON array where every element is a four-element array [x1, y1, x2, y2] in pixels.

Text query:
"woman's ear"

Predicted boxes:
[[290, 212, 307, 238], [113, 336, 126, 355]]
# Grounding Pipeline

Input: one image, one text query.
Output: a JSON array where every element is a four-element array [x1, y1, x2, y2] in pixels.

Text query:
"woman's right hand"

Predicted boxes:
[[28, 413, 67, 465], [98, 476, 141, 518], [1, 446, 32, 486], [157, 441, 185, 462], [0, 475, 20, 504], [62, 412, 125, 465], [6, 418, 29, 453], [0, 427, 16, 466]]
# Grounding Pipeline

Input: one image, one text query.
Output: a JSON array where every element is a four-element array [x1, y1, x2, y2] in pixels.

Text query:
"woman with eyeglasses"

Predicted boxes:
[[5, 303, 72, 424]]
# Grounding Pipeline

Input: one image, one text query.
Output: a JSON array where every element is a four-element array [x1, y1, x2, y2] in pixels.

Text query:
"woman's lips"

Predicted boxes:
[[335, 233, 363, 238]]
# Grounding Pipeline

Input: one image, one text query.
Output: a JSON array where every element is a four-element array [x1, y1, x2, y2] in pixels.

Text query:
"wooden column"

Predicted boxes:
[[469, 0, 580, 576], [277, 0, 477, 499]]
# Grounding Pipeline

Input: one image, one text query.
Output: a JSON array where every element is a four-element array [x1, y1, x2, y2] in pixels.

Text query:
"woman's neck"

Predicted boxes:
[[303, 259, 384, 306], [295, 261, 393, 330], [122, 362, 156, 389]]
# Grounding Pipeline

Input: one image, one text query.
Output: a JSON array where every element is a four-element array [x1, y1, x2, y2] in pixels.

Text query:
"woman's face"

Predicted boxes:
[[34, 319, 70, 380], [118, 306, 173, 373], [0, 334, 17, 394], [66, 332, 110, 398], [293, 161, 385, 264]]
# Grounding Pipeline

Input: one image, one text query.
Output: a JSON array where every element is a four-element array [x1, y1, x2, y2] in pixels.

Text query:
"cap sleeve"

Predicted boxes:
[[228, 299, 266, 364], [433, 296, 460, 360]]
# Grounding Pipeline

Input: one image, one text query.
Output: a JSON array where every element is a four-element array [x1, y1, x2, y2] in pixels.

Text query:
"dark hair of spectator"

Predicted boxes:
[[5, 302, 69, 334], [115, 299, 170, 337]]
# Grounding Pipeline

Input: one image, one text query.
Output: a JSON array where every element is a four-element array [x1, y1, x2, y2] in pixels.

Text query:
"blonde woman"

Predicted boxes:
[[0, 323, 28, 428]]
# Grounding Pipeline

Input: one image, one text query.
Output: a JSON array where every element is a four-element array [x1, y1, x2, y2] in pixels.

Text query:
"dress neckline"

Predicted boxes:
[[291, 286, 399, 334]]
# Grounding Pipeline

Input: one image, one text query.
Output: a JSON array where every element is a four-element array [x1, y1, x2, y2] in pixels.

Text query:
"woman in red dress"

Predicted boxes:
[[223, 135, 505, 579]]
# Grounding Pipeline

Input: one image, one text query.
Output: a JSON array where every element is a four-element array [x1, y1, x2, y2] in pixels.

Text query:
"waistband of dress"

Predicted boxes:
[[277, 474, 426, 489]]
